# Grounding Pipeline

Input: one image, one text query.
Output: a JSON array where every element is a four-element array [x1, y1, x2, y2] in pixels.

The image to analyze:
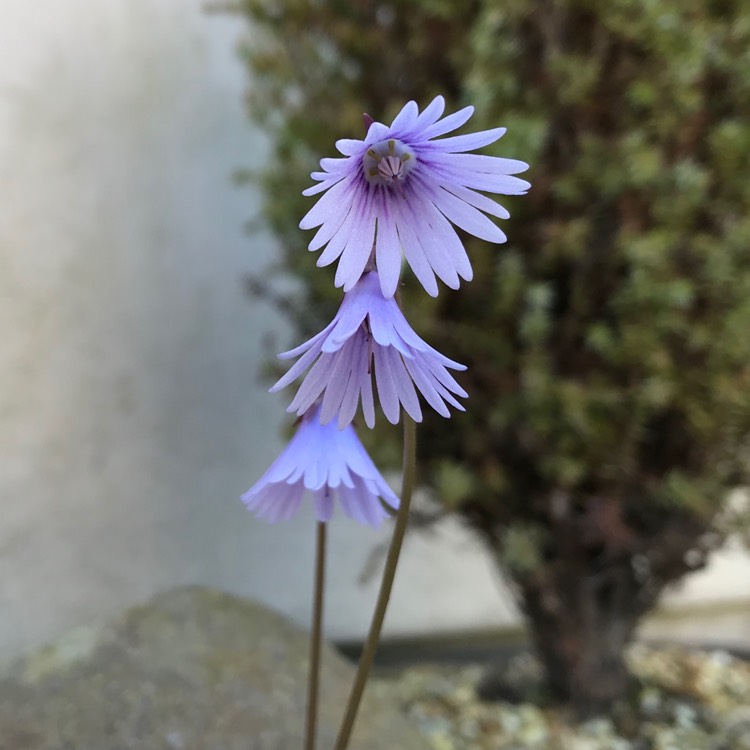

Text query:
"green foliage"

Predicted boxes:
[[236, 0, 750, 596]]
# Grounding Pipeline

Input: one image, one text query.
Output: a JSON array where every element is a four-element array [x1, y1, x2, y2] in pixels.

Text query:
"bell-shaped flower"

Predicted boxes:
[[271, 272, 467, 428], [242, 404, 399, 526]]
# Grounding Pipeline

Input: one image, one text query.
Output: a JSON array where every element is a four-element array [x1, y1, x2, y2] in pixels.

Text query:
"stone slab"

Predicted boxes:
[[0, 586, 430, 750]]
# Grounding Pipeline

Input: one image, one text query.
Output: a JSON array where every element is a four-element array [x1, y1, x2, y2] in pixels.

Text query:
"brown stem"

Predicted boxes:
[[304, 521, 327, 750], [333, 415, 417, 750]]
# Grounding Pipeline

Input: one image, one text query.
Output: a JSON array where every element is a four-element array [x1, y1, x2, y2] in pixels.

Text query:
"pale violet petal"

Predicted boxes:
[[402, 356, 451, 417], [414, 95, 446, 131], [417, 193, 474, 281], [271, 341, 323, 392], [300, 177, 354, 230], [425, 127, 507, 153], [373, 344, 401, 423], [431, 164, 532, 194], [336, 138, 366, 156], [432, 379, 466, 411], [338, 335, 368, 428], [393, 198, 439, 297], [287, 355, 334, 414], [421, 105, 474, 140], [374, 194, 402, 298], [347, 479, 382, 526], [382, 346, 423, 422], [319, 156, 352, 172], [335, 200, 377, 290], [389, 100, 419, 132], [316, 210, 355, 266], [403, 195, 461, 289], [364, 121, 390, 144], [321, 279, 372, 352], [320, 345, 356, 424], [429, 186, 508, 243], [308, 200, 353, 251], [367, 296, 415, 357], [442, 183, 511, 220], [433, 152, 529, 175], [302, 176, 343, 196], [338, 483, 372, 525], [277, 322, 331, 360], [425, 356, 469, 397]]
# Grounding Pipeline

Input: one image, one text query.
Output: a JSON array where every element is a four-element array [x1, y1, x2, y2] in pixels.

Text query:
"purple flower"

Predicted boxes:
[[270, 272, 467, 428], [242, 404, 399, 526], [300, 95, 530, 299]]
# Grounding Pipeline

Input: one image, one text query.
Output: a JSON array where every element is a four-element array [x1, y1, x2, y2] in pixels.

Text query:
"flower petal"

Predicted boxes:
[[373, 344, 401, 423], [392, 198, 439, 296], [300, 177, 354, 230], [287, 354, 334, 415], [336, 199, 377, 290], [413, 95, 446, 131], [443, 184, 511, 220], [335, 138, 366, 156], [242, 405, 397, 526], [429, 184, 508, 243], [382, 346, 423, 422], [421, 105, 474, 140], [426, 127, 506, 153], [390, 100, 419, 132], [374, 196, 402, 298]]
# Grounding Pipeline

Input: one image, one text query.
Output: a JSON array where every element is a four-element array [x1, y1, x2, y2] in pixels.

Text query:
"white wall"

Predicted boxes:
[[0, 0, 748, 666]]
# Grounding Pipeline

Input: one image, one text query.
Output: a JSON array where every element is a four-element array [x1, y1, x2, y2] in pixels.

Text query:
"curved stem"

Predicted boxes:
[[304, 521, 327, 750], [333, 415, 417, 750]]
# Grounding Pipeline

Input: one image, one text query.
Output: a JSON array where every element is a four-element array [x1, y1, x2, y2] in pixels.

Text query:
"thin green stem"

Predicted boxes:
[[304, 520, 327, 750], [333, 416, 417, 750]]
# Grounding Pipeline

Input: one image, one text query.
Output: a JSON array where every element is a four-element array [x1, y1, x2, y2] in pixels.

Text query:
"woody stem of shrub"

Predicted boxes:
[[304, 520, 327, 750], [333, 415, 417, 750]]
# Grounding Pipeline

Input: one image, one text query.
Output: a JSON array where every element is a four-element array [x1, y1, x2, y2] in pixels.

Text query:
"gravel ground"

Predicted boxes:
[[370, 645, 750, 749]]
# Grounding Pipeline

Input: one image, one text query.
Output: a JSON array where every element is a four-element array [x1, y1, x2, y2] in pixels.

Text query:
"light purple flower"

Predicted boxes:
[[242, 404, 399, 526], [300, 95, 530, 299], [270, 271, 467, 428]]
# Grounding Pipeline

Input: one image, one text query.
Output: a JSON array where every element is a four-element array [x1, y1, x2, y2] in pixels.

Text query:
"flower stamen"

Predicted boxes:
[[378, 155, 404, 183], [363, 139, 416, 189]]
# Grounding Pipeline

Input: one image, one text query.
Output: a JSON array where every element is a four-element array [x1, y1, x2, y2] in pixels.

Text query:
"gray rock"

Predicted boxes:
[[0, 586, 430, 750]]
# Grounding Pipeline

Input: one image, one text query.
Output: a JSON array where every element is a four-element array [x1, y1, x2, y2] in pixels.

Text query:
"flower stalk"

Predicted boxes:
[[304, 520, 327, 750], [333, 415, 417, 750]]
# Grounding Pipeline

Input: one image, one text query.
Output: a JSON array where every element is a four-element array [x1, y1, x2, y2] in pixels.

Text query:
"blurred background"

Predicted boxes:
[[0, 0, 750, 716], [0, 0, 530, 667]]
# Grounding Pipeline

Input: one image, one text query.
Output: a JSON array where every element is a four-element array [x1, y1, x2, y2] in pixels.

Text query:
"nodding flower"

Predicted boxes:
[[242, 403, 399, 527], [271, 272, 467, 429]]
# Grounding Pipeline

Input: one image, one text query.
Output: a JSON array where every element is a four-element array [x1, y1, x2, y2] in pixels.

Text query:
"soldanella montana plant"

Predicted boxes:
[[240, 93, 528, 750], [243, 95, 529, 525]]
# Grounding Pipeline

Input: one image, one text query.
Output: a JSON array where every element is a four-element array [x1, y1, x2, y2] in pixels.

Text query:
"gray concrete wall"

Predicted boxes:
[[0, 0, 516, 664], [1, 0, 748, 667], [0, 0, 289, 661]]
